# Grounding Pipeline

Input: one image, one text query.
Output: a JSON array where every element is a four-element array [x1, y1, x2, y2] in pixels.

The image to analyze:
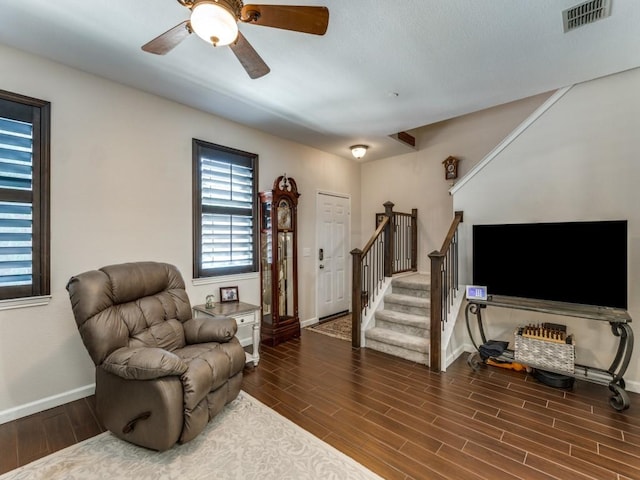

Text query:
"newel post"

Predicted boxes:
[[428, 250, 444, 372], [350, 248, 363, 348], [383, 201, 395, 278]]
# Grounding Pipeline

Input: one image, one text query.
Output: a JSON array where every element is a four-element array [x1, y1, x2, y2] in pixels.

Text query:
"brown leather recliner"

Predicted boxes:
[[66, 261, 245, 451]]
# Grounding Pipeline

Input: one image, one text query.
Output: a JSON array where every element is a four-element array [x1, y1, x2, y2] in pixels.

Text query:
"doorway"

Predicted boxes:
[[316, 191, 350, 321]]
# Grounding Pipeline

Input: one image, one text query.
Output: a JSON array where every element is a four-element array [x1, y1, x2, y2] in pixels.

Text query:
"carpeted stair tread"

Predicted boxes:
[[375, 309, 429, 329], [365, 327, 428, 353], [365, 339, 429, 364], [364, 273, 433, 364], [392, 274, 430, 290], [384, 293, 429, 308]]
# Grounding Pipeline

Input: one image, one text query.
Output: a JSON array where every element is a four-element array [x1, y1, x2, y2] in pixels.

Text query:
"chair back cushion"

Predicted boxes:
[[67, 262, 192, 366]]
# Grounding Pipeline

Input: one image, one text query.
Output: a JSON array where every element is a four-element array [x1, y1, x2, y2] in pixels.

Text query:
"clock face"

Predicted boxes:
[[277, 199, 291, 230]]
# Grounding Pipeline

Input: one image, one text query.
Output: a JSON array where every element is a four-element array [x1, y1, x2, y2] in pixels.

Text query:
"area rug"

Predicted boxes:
[[0, 391, 381, 480], [306, 314, 351, 341]]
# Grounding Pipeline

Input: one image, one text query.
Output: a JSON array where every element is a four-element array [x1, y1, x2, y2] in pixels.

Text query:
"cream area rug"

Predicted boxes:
[[1, 392, 382, 480]]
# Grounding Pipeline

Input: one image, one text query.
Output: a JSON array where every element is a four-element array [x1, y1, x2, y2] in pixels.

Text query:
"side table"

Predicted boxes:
[[192, 302, 261, 366]]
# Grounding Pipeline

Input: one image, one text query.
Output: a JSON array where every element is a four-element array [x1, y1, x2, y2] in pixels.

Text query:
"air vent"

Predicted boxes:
[[563, 0, 612, 32]]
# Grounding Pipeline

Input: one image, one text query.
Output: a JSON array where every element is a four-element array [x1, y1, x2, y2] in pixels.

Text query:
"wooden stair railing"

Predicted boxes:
[[351, 202, 417, 348], [392, 208, 418, 274], [428, 211, 464, 371]]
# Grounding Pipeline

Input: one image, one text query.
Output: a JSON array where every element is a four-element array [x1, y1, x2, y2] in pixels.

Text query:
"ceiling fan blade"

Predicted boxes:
[[142, 20, 191, 55], [229, 32, 271, 79], [241, 5, 329, 35]]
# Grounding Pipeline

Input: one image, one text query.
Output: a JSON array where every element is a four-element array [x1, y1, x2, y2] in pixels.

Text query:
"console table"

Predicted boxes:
[[193, 302, 261, 366], [465, 295, 634, 411]]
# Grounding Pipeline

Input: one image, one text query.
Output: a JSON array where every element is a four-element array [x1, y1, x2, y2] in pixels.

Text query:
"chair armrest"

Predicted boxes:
[[103, 347, 188, 380], [183, 316, 237, 345]]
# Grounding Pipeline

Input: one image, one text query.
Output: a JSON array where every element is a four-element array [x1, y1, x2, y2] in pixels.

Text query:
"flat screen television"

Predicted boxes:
[[472, 220, 627, 309]]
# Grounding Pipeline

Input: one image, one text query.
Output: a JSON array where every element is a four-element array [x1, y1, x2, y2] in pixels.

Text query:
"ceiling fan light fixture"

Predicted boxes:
[[350, 145, 368, 159], [190, 1, 239, 47]]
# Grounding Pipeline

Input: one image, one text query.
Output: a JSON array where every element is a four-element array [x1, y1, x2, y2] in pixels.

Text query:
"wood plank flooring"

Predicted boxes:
[[2, 329, 640, 479], [0, 395, 104, 475]]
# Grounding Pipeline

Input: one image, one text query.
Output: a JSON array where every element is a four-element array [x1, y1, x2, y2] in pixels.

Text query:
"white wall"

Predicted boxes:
[[453, 67, 640, 388], [360, 93, 551, 272], [0, 44, 361, 419]]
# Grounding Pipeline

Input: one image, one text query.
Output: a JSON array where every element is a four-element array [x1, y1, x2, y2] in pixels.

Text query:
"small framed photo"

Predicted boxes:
[[220, 286, 239, 303]]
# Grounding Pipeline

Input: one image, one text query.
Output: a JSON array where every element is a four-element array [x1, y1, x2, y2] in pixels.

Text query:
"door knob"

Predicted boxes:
[[319, 264, 325, 269]]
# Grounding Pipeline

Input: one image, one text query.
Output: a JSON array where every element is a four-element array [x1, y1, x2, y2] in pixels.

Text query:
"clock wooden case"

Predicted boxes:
[[259, 175, 301, 346], [443, 156, 459, 180]]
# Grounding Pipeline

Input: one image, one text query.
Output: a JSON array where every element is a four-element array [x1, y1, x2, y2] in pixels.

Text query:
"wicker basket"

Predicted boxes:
[[514, 332, 575, 373]]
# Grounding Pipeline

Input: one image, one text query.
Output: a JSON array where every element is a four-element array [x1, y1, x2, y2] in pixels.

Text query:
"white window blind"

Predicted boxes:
[[0, 117, 33, 288], [194, 140, 258, 278]]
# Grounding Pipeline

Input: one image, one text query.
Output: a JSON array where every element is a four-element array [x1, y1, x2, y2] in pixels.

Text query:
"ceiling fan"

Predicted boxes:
[[142, 0, 329, 79]]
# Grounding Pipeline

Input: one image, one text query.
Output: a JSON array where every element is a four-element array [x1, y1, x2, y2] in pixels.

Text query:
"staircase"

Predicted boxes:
[[364, 274, 430, 365]]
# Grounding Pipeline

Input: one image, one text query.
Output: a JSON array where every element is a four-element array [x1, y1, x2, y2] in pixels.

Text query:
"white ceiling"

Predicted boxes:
[[1, 0, 640, 161]]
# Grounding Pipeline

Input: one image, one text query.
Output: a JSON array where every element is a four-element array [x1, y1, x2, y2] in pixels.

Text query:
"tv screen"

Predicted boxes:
[[472, 220, 627, 309]]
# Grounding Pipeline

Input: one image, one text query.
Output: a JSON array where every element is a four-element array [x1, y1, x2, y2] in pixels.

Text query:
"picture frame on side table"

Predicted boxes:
[[220, 286, 239, 303]]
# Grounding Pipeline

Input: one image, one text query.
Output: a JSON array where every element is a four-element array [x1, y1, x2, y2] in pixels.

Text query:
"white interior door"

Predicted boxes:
[[317, 192, 350, 320]]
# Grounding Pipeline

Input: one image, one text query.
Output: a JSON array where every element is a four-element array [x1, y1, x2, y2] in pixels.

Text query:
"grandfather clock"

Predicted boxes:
[[259, 174, 300, 346]]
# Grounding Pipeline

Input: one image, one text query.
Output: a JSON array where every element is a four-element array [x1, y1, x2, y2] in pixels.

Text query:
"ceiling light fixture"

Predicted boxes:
[[350, 145, 368, 159], [190, 0, 239, 47]]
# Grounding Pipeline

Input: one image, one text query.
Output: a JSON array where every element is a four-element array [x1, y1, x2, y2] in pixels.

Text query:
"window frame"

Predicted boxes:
[[0, 89, 50, 300], [192, 138, 259, 279]]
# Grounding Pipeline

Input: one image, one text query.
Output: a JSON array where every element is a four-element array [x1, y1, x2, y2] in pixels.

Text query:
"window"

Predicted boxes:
[[0, 90, 50, 300], [193, 139, 258, 278]]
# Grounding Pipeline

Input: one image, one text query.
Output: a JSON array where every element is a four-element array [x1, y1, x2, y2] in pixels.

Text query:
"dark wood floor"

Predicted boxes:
[[2, 329, 640, 479]]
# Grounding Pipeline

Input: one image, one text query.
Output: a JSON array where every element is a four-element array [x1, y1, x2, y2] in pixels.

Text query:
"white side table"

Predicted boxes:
[[192, 302, 261, 366]]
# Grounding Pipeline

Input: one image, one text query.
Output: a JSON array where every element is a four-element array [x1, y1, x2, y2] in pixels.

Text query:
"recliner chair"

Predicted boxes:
[[66, 261, 245, 451]]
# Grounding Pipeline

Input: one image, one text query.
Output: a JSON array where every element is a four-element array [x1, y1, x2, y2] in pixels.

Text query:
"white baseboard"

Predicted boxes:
[[622, 379, 639, 394], [0, 384, 96, 425], [445, 343, 471, 370], [300, 317, 318, 328]]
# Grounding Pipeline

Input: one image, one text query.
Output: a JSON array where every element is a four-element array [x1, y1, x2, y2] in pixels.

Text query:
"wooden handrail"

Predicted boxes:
[[437, 211, 464, 255], [351, 215, 389, 348], [361, 216, 389, 254], [428, 211, 463, 372]]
